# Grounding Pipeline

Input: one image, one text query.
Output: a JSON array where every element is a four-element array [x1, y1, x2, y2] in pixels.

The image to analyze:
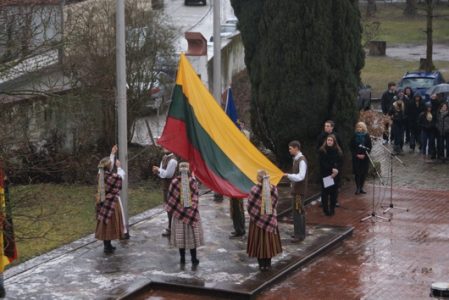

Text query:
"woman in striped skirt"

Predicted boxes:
[[247, 170, 282, 271], [165, 162, 204, 265], [95, 145, 127, 254]]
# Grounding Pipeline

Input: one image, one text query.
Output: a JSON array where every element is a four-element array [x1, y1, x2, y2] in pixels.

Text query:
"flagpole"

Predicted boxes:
[[213, 0, 221, 105], [213, 2, 223, 202], [116, 0, 129, 234]]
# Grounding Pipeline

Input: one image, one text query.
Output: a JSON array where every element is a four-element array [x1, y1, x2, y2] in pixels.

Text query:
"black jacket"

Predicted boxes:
[[381, 90, 396, 114], [418, 111, 436, 130], [318, 148, 342, 178]]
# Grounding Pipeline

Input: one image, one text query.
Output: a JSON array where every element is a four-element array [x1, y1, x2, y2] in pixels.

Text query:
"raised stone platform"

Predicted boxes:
[[5, 190, 352, 300]]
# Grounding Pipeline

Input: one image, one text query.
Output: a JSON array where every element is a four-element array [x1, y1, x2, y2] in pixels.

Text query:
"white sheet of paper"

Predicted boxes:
[[323, 175, 335, 188]]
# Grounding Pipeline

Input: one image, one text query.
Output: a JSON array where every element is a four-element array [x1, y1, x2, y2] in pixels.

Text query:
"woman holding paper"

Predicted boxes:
[[318, 134, 343, 216]]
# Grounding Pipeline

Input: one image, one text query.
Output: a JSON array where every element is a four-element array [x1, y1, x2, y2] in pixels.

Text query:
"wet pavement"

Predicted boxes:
[[387, 44, 449, 63], [134, 139, 449, 300]]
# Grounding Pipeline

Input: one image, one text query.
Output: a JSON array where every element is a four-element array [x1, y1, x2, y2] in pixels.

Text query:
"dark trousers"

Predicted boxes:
[[421, 129, 435, 156], [437, 132, 449, 159], [230, 198, 245, 235], [409, 125, 420, 150], [321, 185, 338, 215], [292, 195, 306, 240], [405, 122, 410, 143], [392, 123, 404, 153], [355, 173, 367, 191], [163, 189, 172, 230]]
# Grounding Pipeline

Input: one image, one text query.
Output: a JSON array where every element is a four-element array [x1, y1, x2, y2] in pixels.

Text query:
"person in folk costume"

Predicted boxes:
[[95, 145, 127, 254], [229, 120, 249, 239], [350, 122, 372, 195], [285, 140, 308, 243], [152, 148, 178, 237], [165, 162, 204, 265], [246, 170, 282, 271], [0, 163, 18, 298]]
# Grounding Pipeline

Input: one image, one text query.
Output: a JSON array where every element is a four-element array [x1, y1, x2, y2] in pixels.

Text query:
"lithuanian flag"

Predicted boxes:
[[158, 54, 283, 197], [0, 167, 18, 272]]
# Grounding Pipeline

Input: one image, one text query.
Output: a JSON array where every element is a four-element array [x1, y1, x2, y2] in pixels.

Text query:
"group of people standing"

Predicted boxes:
[[381, 82, 449, 160], [316, 120, 372, 215], [93, 119, 373, 272]]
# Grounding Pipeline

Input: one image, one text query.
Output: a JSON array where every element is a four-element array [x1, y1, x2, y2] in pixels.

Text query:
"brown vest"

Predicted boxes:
[[161, 153, 177, 191], [291, 155, 308, 196]]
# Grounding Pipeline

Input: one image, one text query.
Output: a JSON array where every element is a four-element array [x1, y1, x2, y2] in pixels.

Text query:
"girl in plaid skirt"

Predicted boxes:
[[247, 170, 282, 271], [165, 162, 204, 265]]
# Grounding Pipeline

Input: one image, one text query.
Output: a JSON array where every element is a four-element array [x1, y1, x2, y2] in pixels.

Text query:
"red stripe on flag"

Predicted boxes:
[[158, 117, 247, 197]]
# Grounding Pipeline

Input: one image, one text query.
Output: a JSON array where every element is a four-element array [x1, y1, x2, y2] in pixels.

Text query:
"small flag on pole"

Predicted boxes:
[[224, 87, 240, 129]]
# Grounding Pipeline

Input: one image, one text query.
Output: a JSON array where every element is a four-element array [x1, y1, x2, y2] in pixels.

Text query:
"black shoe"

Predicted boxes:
[[0, 285, 5, 298], [360, 189, 367, 194], [180, 257, 186, 264], [104, 247, 114, 254], [291, 237, 304, 243], [229, 232, 245, 239], [192, 258, 200, 266], [162, 229, 171, 237]]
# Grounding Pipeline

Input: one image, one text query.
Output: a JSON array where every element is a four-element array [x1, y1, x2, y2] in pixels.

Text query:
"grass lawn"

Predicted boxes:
[[10, 181, 162, 263], [360, 3, 449, 97], [361, 3, 449, 45]]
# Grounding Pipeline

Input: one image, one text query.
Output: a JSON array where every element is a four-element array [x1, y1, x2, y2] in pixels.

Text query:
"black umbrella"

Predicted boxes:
[[426, 83, 449, 95]]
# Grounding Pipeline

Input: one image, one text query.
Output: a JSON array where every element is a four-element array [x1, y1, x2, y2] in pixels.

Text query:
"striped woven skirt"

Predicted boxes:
[[95, 199, 125, 241], [170, 217, 204, 249], [247, 221, 282, 259]]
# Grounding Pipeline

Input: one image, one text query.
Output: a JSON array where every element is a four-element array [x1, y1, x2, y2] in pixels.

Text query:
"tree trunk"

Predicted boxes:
[[404, 0, 417, 17], [366, 0, 377, 17], [424, 0, 434, 71]]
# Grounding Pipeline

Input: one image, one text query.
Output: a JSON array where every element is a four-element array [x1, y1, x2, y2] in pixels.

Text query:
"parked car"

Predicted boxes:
[[127, 71, 174, 112], [184, 0, 207, 6], [397, 71, 446, 98]]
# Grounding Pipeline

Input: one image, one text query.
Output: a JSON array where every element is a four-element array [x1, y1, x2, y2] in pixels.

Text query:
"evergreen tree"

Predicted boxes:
[[231, 0, 364, 167]]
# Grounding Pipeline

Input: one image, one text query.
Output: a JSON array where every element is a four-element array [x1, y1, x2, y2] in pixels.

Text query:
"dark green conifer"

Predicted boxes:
[[231, 0, 364, 166]]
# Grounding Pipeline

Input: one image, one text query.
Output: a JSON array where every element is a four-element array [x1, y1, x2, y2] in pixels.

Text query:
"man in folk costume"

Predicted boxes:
[[247, 170, 282, 271], [95, 145, 127, 254], [165, 162, 204, 265], [229, 120, 249, 239], [285, 140, 308, 243], [152, 148, 178, 237], [0, 163, 18, 298]]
